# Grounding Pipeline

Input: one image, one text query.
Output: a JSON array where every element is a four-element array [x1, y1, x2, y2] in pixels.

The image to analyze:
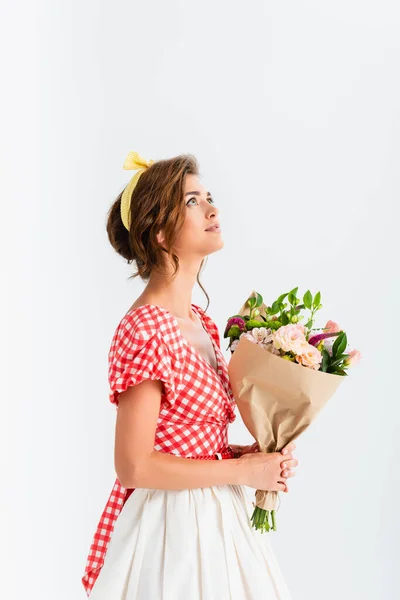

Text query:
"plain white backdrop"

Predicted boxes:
[[2, 1, 399, 598]]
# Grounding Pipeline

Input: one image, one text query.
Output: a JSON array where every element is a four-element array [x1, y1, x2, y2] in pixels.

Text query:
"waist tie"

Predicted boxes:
[[188, 446, 235, 460]]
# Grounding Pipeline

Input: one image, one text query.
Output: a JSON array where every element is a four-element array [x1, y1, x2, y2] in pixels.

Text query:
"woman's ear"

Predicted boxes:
[[156, 229, 166, 247]]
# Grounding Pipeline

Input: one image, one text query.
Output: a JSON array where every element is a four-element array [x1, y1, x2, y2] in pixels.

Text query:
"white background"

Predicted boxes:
[[2, 1, 399, 598]]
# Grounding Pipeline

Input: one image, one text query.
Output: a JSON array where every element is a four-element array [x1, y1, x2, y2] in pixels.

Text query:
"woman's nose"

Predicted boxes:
[[207, 205, 219, 217]]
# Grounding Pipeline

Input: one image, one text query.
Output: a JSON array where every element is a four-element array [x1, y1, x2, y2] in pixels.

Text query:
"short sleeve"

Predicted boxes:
[[108, 314, 176, 409]]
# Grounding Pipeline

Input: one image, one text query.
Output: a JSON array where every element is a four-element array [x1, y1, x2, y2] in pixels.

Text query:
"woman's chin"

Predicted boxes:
[[207, 236, 224, 253]]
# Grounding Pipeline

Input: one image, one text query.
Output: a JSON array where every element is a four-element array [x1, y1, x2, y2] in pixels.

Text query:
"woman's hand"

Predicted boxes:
[[279, 441, 298, 492], [231, 441, 298, 492], [229, 442, 260, 459]]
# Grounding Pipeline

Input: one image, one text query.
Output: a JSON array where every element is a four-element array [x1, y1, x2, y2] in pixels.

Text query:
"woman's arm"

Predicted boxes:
[[114, 379, 246, 490]]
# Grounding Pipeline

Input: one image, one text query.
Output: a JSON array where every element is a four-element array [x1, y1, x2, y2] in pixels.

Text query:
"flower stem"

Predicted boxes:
[[250, 506, 273, 533]]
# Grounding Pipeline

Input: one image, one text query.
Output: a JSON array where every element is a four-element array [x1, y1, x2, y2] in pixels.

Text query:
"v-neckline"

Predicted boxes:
[[188, 305, 220, 376], [127, 303, 220, 377]]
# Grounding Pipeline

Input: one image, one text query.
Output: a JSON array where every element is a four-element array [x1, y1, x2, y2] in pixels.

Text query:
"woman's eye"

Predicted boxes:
[[186, 197, 215, 206]]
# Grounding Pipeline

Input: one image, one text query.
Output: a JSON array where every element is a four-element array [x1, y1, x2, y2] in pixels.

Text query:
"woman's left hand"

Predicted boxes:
[[229, 442, 260, 458]]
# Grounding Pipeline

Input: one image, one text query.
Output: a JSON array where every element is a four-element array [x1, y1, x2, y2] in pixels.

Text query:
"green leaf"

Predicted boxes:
[[270, 301, 280, 315], [288, 287, 298, 305], [305, 319, 313, 330], [303, 290, 313, 310], [321, 349, 330, 372], [247, 297, 256, 309], [329, 357, 347, 368], [333, 332, 347, 357], [333, 353, 350, 362], [313, 291, 321, 309], [276, 292, 289, 304], [332, 332, 343, 357], [281, 313, 289, 325], [339, 332, 347, 355], [335, 369, 348, 376], [254, 292, 263, 308]]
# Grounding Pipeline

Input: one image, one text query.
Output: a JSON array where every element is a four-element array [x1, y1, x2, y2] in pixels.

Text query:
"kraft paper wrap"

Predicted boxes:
[[227, 291, 344, 513]]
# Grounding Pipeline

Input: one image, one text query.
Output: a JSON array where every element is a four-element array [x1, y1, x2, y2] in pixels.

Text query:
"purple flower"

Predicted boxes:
[[224, 317, 247, 337], [308, 331, 341, 347]]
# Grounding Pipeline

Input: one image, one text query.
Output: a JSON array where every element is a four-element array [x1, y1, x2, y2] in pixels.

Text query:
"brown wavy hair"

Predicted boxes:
[[106, 153, 210, 310]]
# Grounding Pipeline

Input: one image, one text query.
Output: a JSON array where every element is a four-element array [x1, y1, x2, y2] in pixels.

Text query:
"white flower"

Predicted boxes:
[[250, 327, 273, 344], [323, 338, 335, 356], [231, 328, 275, 353], [230, 339, 240, 352]]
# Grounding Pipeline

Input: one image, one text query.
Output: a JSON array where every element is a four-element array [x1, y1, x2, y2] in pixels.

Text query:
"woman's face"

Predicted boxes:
[[160, 173, 224, 259]]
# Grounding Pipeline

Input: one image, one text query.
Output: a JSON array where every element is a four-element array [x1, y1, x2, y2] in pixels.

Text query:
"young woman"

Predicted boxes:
[[82, 151, 298, 599]]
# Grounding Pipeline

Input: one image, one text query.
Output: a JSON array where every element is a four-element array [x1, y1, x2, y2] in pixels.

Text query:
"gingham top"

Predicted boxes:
[[81, 303, 237, 596]]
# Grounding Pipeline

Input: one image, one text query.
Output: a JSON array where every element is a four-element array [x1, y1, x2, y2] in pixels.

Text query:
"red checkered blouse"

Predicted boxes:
[[81, 303, 237, 596]]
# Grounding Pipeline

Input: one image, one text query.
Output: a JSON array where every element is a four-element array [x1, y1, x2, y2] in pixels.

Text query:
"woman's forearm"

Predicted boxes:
[[125, 450, 246, 490]]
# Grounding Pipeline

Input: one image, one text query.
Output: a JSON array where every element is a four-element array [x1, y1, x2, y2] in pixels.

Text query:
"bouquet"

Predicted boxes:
[[226, 288, 361, 533]]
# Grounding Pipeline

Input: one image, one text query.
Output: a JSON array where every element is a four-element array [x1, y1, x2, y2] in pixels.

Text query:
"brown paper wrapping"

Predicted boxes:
[[227, 291, 344, 513]]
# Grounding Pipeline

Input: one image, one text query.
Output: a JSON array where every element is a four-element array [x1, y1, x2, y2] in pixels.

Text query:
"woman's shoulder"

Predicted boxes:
[[113, 304, 190, 350], [115, 304, 171, 342]]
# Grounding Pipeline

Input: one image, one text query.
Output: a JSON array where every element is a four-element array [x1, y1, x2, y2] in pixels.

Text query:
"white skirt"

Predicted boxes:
[[89, 483, 292, 600]]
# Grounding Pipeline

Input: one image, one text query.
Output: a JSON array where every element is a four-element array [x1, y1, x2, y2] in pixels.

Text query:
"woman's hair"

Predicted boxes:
[[106, 153, 210, 310]]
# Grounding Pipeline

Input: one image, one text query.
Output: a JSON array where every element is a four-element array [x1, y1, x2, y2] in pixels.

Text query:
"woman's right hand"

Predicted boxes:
[[238, 442, 298, 493]]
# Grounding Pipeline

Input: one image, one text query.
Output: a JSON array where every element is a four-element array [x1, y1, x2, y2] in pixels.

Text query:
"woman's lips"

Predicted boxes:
[[205, 225, 221, 232]]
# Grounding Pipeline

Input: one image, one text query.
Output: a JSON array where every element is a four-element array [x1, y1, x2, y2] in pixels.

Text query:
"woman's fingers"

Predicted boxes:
[[281, 442, 296, 455], [280, 457, 298, 478], [278, 480, 289, 492], [281, 469, 296, 478], [280, 458, 298, 469]]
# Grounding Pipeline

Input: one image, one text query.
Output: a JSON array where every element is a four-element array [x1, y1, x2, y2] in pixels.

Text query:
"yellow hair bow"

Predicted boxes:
[[120, 151, 155, 231]]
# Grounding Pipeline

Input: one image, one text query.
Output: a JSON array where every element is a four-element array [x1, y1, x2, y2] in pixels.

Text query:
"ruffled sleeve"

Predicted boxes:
[[108, 312, 176, 409]]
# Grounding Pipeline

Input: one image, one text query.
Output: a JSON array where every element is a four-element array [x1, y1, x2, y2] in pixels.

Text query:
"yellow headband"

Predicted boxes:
[[120, 151, 155, 231]]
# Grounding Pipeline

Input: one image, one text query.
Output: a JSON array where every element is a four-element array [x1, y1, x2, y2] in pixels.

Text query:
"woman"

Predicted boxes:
[[82, 151, 298, 599]]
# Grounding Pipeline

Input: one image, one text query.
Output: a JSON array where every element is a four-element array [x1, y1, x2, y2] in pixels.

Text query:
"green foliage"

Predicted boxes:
[[266, 320, 282, 331], [226, 288, 349, 376], [227, 325, 242, 338], [245, 319, 270, 330]]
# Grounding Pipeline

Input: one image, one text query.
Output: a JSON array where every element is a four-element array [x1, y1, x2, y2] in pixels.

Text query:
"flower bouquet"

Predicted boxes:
[[226, 288, 361, 533]]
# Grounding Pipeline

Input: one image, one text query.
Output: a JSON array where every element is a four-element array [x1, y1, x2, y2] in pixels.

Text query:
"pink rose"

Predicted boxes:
[[295, 343, 323, 370], [344, 349, 362, 367], [325, 320, 341, 333], [272, 323, 306, 354]]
